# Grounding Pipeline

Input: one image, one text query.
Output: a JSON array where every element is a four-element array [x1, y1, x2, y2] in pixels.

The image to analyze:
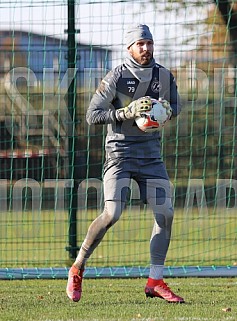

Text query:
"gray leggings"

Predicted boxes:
[[78, 197, 174, 268]]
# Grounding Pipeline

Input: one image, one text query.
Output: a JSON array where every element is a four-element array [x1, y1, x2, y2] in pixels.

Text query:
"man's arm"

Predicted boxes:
[[86, 69, 152, 125], [86, 70, 117, 125]]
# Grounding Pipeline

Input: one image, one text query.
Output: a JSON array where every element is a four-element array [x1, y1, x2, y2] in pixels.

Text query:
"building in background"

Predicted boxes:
[[0, 30, 112, 180]]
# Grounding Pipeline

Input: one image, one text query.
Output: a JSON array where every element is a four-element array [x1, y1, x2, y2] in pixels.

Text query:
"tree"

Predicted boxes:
[[214, 0, 237, 57], [163, 0, 237, 58]]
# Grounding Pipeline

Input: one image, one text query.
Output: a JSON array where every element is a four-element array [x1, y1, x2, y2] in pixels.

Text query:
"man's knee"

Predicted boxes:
[[102, 200, 125, 227], [164, 203, 174, 221], [153, 201, 174, 228]]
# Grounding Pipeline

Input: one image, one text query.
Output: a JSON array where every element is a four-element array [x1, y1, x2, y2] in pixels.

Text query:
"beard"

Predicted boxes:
[[140, 55, 152, 65], [131, 51, 153, 65]]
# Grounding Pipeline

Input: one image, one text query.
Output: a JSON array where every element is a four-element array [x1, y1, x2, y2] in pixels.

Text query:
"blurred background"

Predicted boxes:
[[0, 0, 236, 277]]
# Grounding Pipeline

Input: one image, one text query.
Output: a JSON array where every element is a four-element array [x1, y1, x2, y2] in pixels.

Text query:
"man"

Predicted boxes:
[[66, 24, 184, 303]]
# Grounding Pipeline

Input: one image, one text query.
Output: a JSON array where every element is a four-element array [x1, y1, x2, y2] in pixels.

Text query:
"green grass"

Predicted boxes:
[[1, 208, 237, 267], [0, 278, 236, 321]]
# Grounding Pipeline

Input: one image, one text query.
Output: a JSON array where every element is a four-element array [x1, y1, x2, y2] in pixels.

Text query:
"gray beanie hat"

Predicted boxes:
[[125, 24, 153, 48]]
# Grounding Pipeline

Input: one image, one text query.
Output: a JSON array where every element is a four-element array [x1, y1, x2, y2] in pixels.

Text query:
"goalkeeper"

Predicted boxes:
[[67, 24, 184, 303]]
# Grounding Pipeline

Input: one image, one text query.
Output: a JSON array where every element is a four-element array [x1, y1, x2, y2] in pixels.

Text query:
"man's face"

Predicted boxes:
[[128, 39, 154, 65]]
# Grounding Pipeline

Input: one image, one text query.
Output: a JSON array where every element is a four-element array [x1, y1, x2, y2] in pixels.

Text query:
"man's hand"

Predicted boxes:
[[158, 98, 172, 119], [116, 96, 152, 121]]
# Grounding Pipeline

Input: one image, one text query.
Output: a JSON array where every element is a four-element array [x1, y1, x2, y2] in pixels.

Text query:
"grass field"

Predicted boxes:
[[1, 278, 236, 321], [1, 208, 237, 267], [1, 208, 236, 320]]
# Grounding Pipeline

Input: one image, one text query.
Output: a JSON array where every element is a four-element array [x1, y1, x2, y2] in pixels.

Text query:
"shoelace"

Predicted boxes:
[[157, 282, 174, 293], [72, 275, 81, 291], [161, 282, 170, 289], [161, 283, 178, 298]]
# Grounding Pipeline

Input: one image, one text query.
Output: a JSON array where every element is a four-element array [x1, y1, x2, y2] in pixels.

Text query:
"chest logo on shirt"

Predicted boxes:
[[151, 78, 162, 93], [126, 80, 136, 93]]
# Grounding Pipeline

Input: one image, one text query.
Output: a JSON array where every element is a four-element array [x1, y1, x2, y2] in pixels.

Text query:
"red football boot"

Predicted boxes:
[[145, 278, 185, 303], [66, 265, 84, 302]]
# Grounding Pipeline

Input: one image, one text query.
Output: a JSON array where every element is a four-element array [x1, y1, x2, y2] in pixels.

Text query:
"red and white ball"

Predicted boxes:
[[135, 98, 171, 133]]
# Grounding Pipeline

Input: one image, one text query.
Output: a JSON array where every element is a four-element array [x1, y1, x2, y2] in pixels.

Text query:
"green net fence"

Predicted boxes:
[[0, 0, 237, 279]]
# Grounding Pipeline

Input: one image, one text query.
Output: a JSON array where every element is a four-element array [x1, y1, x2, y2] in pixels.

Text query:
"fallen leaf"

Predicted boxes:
[[222, 307, 231, 312]]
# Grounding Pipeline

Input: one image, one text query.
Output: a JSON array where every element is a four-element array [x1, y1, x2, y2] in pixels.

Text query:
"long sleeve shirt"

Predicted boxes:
[[86, 62, 181, 159]]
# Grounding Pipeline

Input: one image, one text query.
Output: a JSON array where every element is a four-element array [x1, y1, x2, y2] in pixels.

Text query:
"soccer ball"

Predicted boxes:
[[135, 98, 171, 132]]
